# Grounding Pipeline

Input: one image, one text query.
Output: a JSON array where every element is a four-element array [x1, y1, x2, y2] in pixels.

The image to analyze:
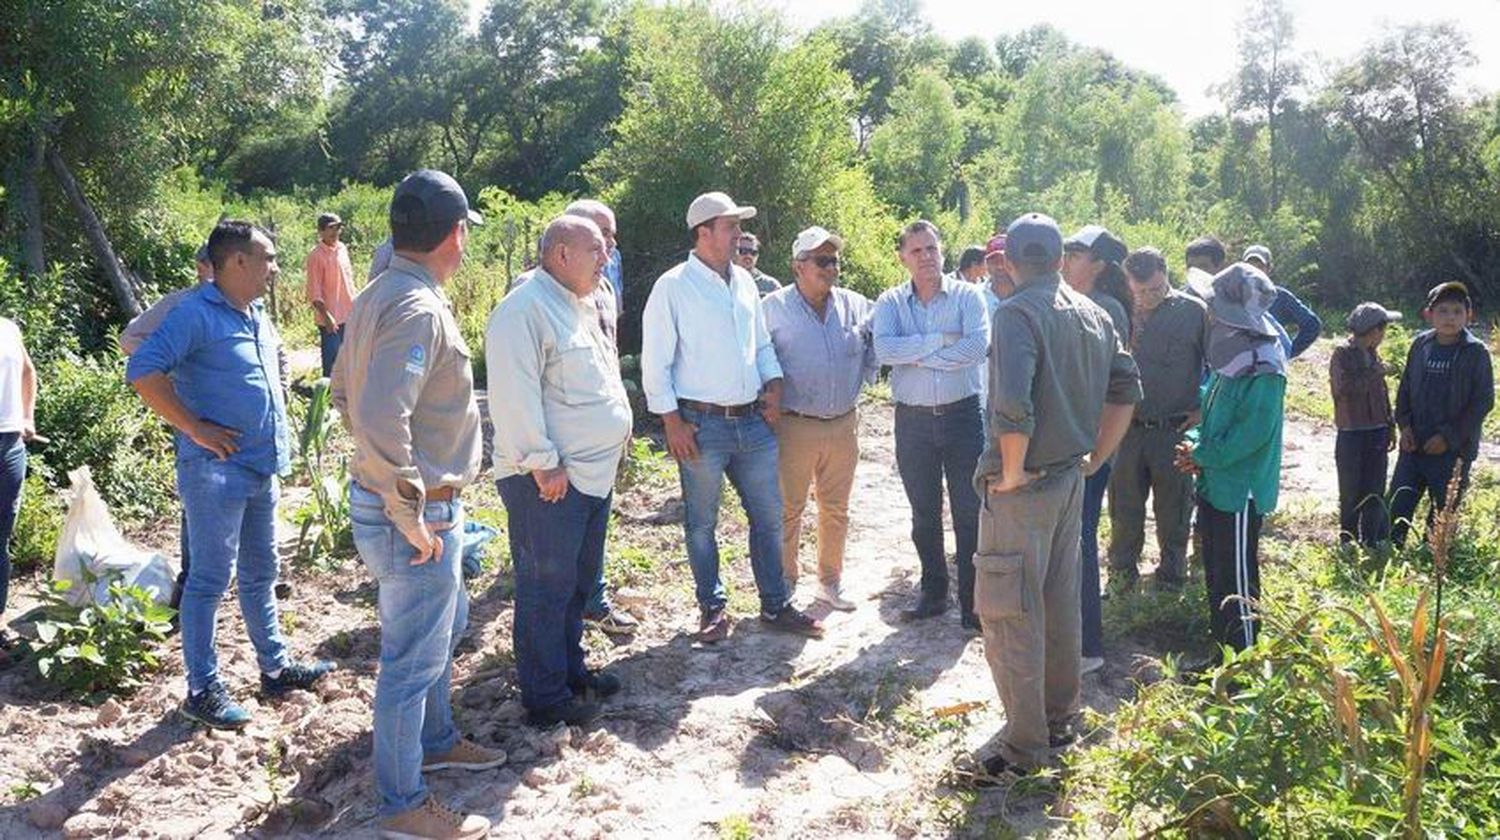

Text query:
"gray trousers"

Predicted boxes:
[[1107, 425, 1193, 585], [975, 467, 1084, 769]]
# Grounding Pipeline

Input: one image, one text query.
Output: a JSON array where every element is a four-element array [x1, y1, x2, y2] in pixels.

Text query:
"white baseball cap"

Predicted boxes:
[[791, 226, 844, 257], [685, 191, 757, 229]]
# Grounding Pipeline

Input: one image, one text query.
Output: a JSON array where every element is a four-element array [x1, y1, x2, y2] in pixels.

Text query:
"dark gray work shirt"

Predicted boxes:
[[1130, 291, 1208, 421], [981, 275, 1142, 476]]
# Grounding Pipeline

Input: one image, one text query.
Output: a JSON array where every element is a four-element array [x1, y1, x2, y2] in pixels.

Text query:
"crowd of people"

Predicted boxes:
[[0, 166, 1492, 839]]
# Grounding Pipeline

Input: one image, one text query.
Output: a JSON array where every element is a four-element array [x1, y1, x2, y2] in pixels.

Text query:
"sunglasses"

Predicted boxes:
[[737, 247, 759, 256], [799, 255, 840, 269]]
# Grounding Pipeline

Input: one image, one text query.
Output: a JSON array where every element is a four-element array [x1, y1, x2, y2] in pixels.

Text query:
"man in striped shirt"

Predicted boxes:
[[872, 220, 990, 630]]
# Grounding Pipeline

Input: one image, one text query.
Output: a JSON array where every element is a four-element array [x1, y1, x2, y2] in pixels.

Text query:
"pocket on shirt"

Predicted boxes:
[[973, 552, 1026, 619], [548, 335, 615, 405]]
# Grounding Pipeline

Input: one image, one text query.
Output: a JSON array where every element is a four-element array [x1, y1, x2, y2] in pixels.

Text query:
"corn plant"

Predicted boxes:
[[291, 378, 352, 565]]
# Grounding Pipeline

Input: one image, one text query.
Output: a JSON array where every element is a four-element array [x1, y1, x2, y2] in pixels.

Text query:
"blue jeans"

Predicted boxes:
[[318, 324, 345, 378], [1388, 450, 1469, 547], [176, 458, 290, 693], [0, 432, 26, 618], [1080, 463, 1111, 658], [350, 482, 467, 818], [497, 474, 609, 711], [893, 398, 983, 614], [677, 407, 787, 613]]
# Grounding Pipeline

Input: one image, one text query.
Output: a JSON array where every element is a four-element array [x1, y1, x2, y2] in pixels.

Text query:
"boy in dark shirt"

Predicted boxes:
[[1389, 282, 1494, 546]]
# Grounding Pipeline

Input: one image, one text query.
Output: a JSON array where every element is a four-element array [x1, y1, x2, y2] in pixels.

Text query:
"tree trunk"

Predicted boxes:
[[44, 147, 142, 318], [5, 128, 47, 277]]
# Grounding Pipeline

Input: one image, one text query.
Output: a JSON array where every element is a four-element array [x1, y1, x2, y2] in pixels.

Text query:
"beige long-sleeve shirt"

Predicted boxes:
[[332, 255, 481, 534], [486, 268, 632, 498]]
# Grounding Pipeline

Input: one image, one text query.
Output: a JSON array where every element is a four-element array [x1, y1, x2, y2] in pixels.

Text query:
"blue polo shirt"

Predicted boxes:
[[125, 283, 290, 476]]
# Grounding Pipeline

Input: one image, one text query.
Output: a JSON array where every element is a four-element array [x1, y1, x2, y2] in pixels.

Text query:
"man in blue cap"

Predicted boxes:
[[334, 169, 503, 839], [971, 212, 1140, 781]]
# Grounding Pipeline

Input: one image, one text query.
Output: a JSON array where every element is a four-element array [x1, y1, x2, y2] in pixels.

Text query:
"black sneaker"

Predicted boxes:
[[972, 753, 1032, 788], [182, 683, 251, 730], [261, 660, 336, 696], [900, 594, 948, 622], [759, 605, 825, 638], [569, 669, 622, 699], [527, 697, 600, 728]]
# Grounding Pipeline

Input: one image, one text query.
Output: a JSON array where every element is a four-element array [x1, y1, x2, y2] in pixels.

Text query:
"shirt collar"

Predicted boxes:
[[534, 267, 596, 309], [687, 252, 738, 285], [388, 254, 440, 289], [200, 281, 262, 315]]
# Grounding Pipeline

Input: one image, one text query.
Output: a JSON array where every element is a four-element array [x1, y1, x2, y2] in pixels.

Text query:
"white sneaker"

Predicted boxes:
[[814, 582, 856, 612], [1080, 656, 1105, 676]]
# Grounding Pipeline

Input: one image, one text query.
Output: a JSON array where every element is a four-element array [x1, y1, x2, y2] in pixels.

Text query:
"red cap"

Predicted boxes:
[[985, 234, 1007, 256]]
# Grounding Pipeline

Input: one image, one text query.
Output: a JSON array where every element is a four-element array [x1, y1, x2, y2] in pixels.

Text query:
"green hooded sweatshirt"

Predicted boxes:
[[1193, 371, 1286, 515]]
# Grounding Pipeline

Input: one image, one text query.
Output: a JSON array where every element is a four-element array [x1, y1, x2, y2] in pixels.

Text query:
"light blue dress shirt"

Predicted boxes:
[[762, 285, 878, 418], [872, 275, 989, 407]]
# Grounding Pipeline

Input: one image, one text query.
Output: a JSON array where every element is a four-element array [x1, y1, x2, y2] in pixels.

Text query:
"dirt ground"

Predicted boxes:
[[0, 347, 1488, 839]]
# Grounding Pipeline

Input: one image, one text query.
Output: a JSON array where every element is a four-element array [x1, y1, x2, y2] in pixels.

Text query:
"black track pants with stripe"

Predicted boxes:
[[1197, 496, 1262, 651]]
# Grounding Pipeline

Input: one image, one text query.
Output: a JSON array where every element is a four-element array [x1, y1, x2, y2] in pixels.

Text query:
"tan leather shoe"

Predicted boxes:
[[379, 796, 489, 840], [421, 738, 507, 772]]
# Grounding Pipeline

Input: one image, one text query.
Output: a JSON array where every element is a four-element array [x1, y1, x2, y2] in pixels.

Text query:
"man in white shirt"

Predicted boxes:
[[641, 191, 824, 644]]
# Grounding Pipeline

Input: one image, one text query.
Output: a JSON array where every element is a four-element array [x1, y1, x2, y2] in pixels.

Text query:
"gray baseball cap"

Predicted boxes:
[[1347, 302, 1402, 335], [390, 169, 483, 228], [1242, 244, 1272, 266], [1004, 212, 1063, 265]]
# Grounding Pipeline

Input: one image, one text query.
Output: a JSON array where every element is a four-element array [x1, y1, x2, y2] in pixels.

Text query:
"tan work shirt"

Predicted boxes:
[[332, 255, 480, 534], [486, 268, 632, 498]]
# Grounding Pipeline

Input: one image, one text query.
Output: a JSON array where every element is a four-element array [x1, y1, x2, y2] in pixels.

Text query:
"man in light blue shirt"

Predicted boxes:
[[763, 226, 877, 612], [127, 220, 332, 730], [641, 191, 824, 643], [872, 220, 989, 629]]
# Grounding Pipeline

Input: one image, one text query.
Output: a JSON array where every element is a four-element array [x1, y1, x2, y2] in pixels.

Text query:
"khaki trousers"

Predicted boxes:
[[777, 411, 859, 587], [974, 467, 1084, 769]]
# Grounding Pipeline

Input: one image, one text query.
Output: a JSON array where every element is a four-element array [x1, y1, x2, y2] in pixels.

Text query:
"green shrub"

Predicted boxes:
[[288, 379, 352, 565], [31, 578, 174, 696], [9, 473, 64, 573], [32, 353, 176, 522]]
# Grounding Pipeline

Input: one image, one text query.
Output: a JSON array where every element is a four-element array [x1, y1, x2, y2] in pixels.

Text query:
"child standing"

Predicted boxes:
[[1390, 282, 1494, 546], [1330, 303, 1402, 547]]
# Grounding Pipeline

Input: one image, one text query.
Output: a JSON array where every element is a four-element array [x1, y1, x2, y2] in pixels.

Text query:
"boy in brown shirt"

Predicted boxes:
[[1329, 302, 1401, 547]]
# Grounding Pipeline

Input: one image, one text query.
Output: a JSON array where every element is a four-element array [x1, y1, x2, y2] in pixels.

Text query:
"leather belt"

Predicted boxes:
[[896, 395, 978, 416], [679, 398, 759, 418], [783, 408, 855, 422], [1132, 414, 1189, 430], [426, 486, 459, 502]]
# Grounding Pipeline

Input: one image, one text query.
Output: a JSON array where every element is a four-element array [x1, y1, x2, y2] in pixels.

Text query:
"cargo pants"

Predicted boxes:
[[974, 466, 1084, 769], [1107, 424, 1193, 586]]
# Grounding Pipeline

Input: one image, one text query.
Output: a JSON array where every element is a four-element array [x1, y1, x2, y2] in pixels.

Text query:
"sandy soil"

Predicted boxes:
[[1, 354, 1484, 838]]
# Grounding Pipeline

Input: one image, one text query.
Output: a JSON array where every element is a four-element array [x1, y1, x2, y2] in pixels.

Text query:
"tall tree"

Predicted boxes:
[[1219, 0, 1303, 214], [1329, 23, 1499, 296]]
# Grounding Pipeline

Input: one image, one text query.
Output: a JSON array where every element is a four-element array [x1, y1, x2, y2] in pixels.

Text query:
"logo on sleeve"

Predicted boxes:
[[405, 344, 427, 376]]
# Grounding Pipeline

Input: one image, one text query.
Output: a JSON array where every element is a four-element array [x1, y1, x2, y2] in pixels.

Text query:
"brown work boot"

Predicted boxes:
[[421, 737, 507, 772], [697, 606, 732, 644], [378, 796, 489, 840]]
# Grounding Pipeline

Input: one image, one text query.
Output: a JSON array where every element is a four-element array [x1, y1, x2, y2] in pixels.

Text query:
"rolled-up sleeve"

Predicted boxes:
[[752, 296, 783, 384], [640, 279, 681, 414], [349, 308, 438, 534], [990, 307, 1039, 436], [486, 305, 561, 474], [125, 304, 197, 382]]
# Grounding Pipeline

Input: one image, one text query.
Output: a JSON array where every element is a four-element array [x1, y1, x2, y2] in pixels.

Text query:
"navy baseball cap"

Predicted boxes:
[[1004, 213, 1063, 264], [390, 169, 483, 228]]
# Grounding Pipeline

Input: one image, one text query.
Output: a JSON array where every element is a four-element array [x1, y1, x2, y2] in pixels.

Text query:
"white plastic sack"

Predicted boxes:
[[52, 466, 178, 607]]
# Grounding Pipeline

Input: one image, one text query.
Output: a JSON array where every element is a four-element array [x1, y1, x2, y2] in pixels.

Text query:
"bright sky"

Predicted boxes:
[[773, 0, 1500, 116]]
